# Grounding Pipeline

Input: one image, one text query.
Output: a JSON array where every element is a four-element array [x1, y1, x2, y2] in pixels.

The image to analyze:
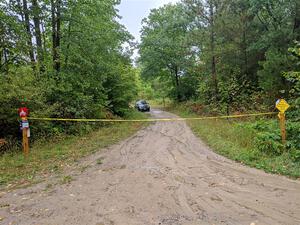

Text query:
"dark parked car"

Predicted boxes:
[[135, 100, 150, 112]]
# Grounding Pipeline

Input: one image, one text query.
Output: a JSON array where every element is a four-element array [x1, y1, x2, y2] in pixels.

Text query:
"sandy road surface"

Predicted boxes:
[[1, 110, 300, 225]]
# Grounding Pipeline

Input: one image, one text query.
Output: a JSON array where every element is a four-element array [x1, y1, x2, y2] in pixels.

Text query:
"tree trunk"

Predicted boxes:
[[51, 0, 56, 70], [3, 48, 8, 75], [0, 48, 2, 68], [16, 0, 25, 22], [243, 30, 248, 74], [41, 20, 47, 52], [174, 66, 180, 101], [294, 1, 300, 40], [56, 0, 61, 72], [209, 0, 218, 101], [51, 0, 61, 73], [22, 0, 35, 67], [64, 21, 72, 66], [242, 15, 248, 78], [32, 0, 44, 72]]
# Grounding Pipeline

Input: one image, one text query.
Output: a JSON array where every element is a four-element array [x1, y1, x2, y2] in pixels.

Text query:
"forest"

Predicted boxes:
[[0, 0, 141, 142], [138, 0, 300, 162], [0, 0, 299, 157], [1, 1, 300, 220], [139, 0, 300, 109]]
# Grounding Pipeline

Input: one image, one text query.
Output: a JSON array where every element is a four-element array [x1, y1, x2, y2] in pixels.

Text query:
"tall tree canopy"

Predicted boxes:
[[139, 0, 300, 111], [139, 3, 198, 100], [0, 0, 138, 138]]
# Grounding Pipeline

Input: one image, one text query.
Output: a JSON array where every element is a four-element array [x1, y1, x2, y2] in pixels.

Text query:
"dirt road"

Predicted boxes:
[[1, 110, 300, 225]]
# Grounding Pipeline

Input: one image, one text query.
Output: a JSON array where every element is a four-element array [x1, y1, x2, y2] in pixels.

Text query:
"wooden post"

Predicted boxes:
[[19, 104, 30, 155], [279, 112, 286, 145], [22, 126, 29, 156], [276, 99, 289, 145]]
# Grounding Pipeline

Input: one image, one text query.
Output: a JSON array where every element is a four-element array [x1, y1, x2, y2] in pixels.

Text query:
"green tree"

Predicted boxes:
[[139, 3, 196, 100], [0, 0, 139, 141]]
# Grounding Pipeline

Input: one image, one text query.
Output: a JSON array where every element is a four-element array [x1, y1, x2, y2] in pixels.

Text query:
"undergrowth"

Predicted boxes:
[[0, 110, 148, 188]]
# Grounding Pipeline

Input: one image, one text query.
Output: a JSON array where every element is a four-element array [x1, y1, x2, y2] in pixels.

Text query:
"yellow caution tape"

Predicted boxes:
[[28, 112, 277, 122]]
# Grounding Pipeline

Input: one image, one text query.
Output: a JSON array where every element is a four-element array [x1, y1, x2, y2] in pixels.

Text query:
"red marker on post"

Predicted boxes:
[[18, 107, 29, 118]]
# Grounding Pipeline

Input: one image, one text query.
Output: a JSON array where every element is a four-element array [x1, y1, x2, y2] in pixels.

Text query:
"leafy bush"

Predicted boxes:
[[243, 119, 300, 158], [290, 148, 300, 162], [0, 65, 139, 149], [254, 131, 284, 155], [0, 0, 140, 153], [287, 121, 300, 144], [0, 68, 48, 139]]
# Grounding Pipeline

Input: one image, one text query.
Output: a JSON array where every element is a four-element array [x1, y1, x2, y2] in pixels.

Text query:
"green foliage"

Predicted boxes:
[[105, 66, 138, 116], [254, 132, 283, 155], [284, 43, 300, 119], [139, 0, 300, 175], [139, 3, 198, 100], [0, 0, 139, 146], [0, 67, 48, 138], [242, 119, 300, 160], [291, 149, 300, 162], [139, 0, 300, 112], [258, 49, 292, 100], [0, 110, 148, 186], [286, 122, 300, 150]]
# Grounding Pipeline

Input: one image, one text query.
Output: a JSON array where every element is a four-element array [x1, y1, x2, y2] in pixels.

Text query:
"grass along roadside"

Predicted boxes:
[[0, 111, 148, 188], [167, 104, 300, 178]]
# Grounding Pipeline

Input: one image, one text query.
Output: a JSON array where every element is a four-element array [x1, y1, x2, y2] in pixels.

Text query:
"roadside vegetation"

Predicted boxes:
[[138, 0, 300, 177], [0, 0, 144, 150], [1, 0, 300, 183], [0, 0, 152, 187], [0, 110, 147, 188], [167, 103, 300, 178]]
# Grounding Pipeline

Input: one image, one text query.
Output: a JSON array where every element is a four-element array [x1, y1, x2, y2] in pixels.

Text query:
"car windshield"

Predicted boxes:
[[138, 100, 147, 104]]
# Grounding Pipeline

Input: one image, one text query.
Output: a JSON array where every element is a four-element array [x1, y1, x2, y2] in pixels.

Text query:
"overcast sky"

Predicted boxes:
[[117, 0, 180, 42]]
